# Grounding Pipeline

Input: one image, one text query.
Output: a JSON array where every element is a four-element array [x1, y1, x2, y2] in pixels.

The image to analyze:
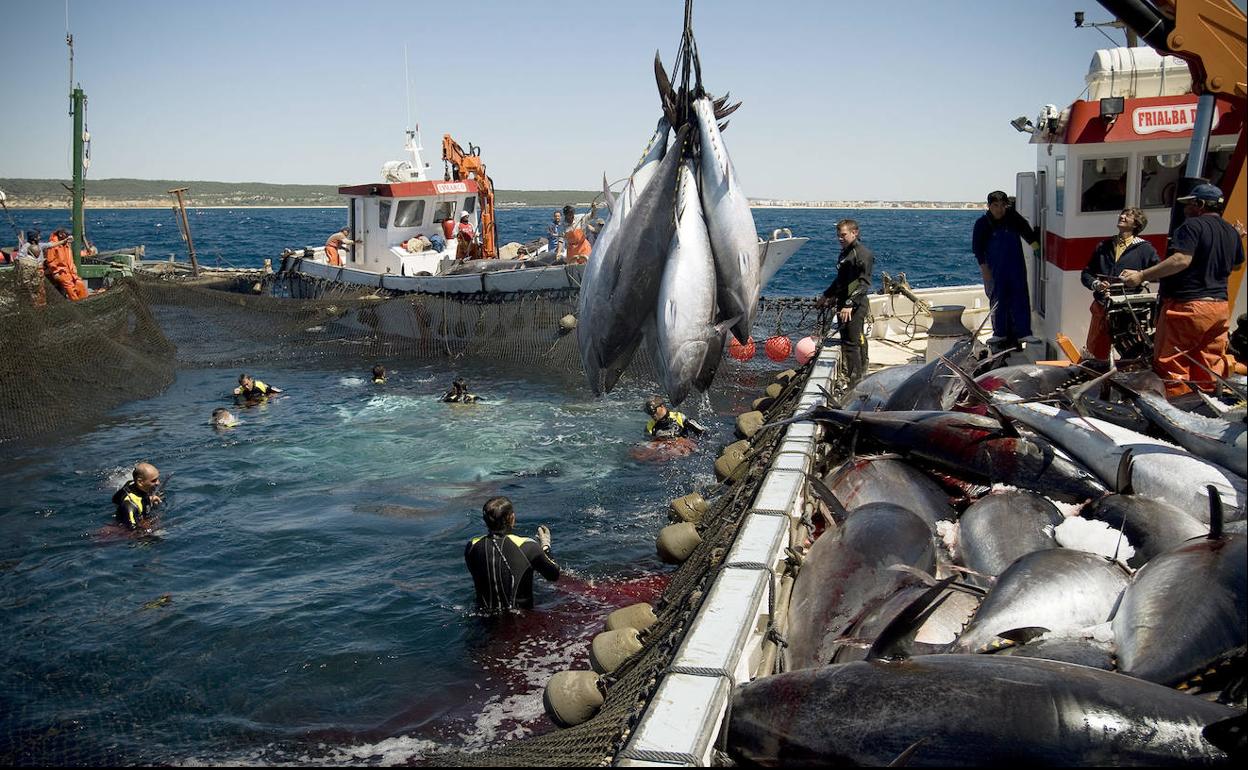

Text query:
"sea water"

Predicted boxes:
[[0, 206, 983, 764]]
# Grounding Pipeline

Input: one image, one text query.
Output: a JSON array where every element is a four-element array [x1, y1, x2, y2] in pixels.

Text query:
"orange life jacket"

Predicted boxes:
[[43, 236, 76, 277], [565, 227, 591, 259]]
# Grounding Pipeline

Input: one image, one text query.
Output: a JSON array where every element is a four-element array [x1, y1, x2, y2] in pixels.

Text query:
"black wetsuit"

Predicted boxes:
[[822, 240, 875, 385], [464, 531, 560, 611], [441, 391, 479, 403], [112, 481, 155, 530]]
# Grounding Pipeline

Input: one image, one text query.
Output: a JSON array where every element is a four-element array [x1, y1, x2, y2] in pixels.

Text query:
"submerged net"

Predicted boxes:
[[1, 266, 825, 446]]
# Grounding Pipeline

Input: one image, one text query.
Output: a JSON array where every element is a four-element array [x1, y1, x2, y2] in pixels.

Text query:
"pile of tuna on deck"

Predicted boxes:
[[730, 339, 1247, 766], [577, 2, 761, 403]]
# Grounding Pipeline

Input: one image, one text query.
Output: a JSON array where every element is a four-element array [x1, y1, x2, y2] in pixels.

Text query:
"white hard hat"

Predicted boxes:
[[459, 210, 469, 219]]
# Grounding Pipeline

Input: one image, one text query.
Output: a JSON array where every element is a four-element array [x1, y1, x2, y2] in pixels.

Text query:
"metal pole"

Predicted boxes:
[[168, 187, 200, 276], [1184, 93, 1217, 178], [71, 86, 85, 269]]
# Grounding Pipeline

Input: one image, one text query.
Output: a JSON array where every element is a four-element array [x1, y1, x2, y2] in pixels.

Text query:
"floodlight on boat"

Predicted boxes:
[[1010, 115, 1035, 134], [1100, 96, 1125, 123]]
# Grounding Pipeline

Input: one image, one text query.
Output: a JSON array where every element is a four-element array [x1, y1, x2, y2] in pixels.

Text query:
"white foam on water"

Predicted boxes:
[[339, 376, 367, 387], [1055, 516, 1136, 563]]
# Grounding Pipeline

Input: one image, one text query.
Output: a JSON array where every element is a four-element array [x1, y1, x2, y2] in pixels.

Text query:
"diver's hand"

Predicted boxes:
[[536, 525, 552, 552], [838, 307, 852, 324], [150, 493, 163, 506]]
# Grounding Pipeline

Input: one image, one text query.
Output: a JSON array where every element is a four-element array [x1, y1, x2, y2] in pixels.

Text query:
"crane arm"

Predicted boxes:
[[442, 134, 497, 258]]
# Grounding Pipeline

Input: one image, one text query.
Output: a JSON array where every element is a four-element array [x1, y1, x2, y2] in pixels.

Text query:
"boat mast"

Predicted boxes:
[[67, 31, 86, 269]]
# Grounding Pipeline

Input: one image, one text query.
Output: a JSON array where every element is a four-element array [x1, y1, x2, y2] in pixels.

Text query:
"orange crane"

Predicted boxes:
[[442, 134, 497, 259]]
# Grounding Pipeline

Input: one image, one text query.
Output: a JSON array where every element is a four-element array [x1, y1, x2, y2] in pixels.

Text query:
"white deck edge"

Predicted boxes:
[[615, 346, 840, 767]]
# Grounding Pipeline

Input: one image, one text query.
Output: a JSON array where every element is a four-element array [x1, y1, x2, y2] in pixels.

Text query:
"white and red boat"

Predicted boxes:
[[278, 130, 806, 297], [1013, 45, 1245, 357]]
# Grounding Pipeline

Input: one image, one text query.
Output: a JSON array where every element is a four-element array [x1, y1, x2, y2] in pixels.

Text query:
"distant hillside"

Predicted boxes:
[[0, 178, 600, 208]]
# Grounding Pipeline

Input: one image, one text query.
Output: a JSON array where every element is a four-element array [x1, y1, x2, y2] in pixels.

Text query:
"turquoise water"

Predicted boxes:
[[0, 205, 983, 764]]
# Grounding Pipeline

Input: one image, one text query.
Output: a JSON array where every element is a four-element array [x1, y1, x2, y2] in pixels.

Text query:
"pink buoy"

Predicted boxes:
[[764, 336, 792, 362], [795, 336, 820, 365]]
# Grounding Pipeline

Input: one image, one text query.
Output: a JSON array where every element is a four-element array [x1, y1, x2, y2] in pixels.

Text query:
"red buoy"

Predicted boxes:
[[764, 335, 792, 362], [728, 336, 756, 361]]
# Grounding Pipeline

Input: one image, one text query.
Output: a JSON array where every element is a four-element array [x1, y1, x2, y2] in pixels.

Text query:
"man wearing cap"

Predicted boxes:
[[972, 191, 1041, 354], [1122, 183, 1245, 396], [455, 211, 477, 259]]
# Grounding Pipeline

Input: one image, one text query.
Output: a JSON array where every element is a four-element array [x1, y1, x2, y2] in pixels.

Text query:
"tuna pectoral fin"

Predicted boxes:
[[805, 472, 849, 526], [939, 356, 1019, 437], [888, 738, 928, 768], [602, 173, 616, 214], [601, 338, 643, 394], [693, 317, 739, 392], [997, 626, 1051, 644], [863, 577, 956, 663]]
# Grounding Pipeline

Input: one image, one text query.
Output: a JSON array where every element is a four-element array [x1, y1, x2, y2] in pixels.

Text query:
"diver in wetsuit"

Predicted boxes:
[[643, 396, 705, 440], [112, 462, 162, 531], [372, 365, 386, 384], [441, 377, 480, 403], [234, 373, 282, 402], [464, 496, 560, 611]]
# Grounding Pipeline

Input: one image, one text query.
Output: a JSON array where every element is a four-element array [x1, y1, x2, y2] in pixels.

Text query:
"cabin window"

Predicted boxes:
[[1204, 147, 1234, 191], [1139, 153, 1186, 209], [394, 200, 426, 228], [463, 197, 476, 215], [1080, 157, 1128, 213], [434, 201, 455, 224], [378, 201, 392, 229], [1054, 157, 1065, 214]]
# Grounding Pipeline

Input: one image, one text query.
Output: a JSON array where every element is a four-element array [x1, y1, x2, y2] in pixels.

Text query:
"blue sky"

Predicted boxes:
[[0, 0, 1181, 200]]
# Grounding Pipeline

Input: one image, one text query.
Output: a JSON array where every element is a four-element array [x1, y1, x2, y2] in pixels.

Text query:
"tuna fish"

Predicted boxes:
[[654, 158, 722, 405], [1112, 504, 1247, 687], [822, 456, 956, 533], [727, 655, 1239, 766], [837, 362, 924, 411], [997, 401, 1246, 521], [1126, 387, 1247, 477], [883, 336, 988, 412], [975, 363, 1088, 400], [577, 118, 669, 393], [784, 503, 935, 670], [693, 96, 760, 344], [576, 123, 690, 394], [797, 408, 1107, 503], [957, 490, 1063, 586], [952, 549, 1129, 653]]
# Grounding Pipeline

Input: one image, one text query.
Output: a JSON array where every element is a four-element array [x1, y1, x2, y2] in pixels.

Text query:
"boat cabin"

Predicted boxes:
[[334, 179, 480, 277], [1014, 47, 1243, 357]]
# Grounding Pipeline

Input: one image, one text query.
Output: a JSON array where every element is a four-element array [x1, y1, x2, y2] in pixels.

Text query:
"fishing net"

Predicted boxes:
[[1, 265, 824, 446]]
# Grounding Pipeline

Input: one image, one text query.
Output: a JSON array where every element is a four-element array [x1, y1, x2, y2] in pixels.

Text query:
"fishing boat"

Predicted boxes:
[[275, 130, 807, 297]]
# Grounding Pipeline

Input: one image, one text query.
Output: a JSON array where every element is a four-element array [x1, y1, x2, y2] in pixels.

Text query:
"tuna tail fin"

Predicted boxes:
[[804, 471, 850, 526], [939, 355, 1020, 437], [1207, 485, 1224, 540], [654, 51, 679, 127], [1114, 446, 1135, 495], [1068, 366, 1121, 416], [864, 576, 956, 663]]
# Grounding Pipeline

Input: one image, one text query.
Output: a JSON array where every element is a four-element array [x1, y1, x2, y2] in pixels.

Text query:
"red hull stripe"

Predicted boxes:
[[1045, 232, 1169, 272], [337, 180, 479, 197]]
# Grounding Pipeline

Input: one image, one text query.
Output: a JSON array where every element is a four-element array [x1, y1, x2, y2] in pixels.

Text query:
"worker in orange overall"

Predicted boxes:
[[324, 227, 355, 266], [561, 205, 592, 264], [43, 229, 88, 301]]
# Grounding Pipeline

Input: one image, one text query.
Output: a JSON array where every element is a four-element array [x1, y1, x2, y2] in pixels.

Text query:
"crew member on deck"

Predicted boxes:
[[234, 373, 283, 401], [324, 227, 355, 267], [441, 377, 479, 403], [464, 496, 560, 611], [816, 219, 874, 388], [548, 210, 564, 257], [1080, 207, 1159, 360], [1121, 183, 1246, 396], [973, 191, 1041, 354], [643, 396, 705, 440], [561, 205, 591, 264], [43, 229, 88, 301], [455, 211, 477, 259], [113, 462, 163, 531]]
